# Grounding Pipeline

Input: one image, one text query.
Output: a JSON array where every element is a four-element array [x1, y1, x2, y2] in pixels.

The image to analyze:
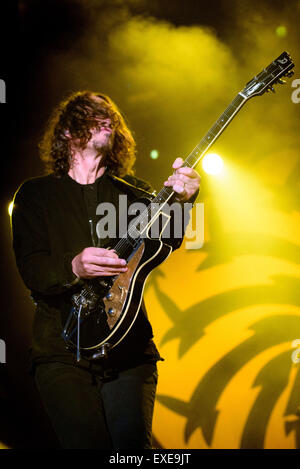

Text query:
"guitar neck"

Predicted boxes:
[[114, 51, 295, 257], [112, 92, 249, 259], [151, 91, 247, 206], [183, 92, 247, 168]]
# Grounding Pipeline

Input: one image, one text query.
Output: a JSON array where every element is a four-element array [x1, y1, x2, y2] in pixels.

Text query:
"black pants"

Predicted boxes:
[[34, 361, 158, 449]]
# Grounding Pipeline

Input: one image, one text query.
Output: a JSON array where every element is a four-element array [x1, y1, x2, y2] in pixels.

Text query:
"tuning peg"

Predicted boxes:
[[268, 86, 276, 93], [278, 78, 286, 84], [285, 70, 294, 78]]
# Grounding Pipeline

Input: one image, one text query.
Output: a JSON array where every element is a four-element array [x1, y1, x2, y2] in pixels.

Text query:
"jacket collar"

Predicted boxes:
[[108, 173, 154, 198]]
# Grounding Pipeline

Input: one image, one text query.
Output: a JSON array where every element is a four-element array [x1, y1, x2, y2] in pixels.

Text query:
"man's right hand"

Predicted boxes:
[[72, 247, 128, 279]]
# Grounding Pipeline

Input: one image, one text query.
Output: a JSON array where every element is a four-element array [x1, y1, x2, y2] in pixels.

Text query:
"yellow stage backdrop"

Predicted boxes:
[[145, 150, 300, 449]]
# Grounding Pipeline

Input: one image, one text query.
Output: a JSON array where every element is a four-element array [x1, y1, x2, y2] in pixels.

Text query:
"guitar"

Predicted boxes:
[[62, 51, 294, 362]]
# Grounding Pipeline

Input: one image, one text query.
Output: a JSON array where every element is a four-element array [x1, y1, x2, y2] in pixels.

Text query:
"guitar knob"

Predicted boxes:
[[108, 308, 115, 316], [92, 343, 110, 359]]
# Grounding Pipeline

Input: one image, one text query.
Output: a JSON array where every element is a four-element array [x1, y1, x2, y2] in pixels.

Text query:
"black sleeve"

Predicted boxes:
[[11, 180, 79, 296]]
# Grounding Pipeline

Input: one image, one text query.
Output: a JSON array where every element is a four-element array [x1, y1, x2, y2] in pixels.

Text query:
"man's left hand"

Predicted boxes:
[[164, 157, 200, 202]]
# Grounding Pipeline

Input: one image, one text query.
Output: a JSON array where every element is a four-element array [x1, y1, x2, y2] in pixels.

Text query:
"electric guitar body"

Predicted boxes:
[[63, 219, 173, 361]]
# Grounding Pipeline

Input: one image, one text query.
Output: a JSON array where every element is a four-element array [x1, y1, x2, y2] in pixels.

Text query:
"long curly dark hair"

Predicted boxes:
[[39, 91, 136, 177]]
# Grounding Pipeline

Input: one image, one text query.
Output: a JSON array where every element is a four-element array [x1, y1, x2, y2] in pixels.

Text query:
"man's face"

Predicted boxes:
[[87, 96, 115, 153], [67, 95, 115, 155], [88, 117, 114, 152]]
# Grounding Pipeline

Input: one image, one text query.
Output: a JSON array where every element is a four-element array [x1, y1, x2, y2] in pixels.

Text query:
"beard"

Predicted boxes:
[[93, 132, 114, 155]]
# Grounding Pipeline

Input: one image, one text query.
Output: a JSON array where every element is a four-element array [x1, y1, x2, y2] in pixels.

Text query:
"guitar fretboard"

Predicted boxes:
[[186, 93, 245, 165]]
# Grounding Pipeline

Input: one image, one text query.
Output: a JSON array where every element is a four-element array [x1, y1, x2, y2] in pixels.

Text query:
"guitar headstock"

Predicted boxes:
[[241, 51, 294, 98]]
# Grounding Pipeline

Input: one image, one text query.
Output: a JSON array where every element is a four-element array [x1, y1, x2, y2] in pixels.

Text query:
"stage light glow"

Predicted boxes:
[[276, 26, 287, 37], [150, 149, 159, 159], [8, 201, 14, 216], [202, 153, 223, 175]]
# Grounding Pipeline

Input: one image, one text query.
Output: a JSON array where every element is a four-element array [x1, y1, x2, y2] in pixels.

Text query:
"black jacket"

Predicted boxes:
[[11, 171, 187, 374]]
